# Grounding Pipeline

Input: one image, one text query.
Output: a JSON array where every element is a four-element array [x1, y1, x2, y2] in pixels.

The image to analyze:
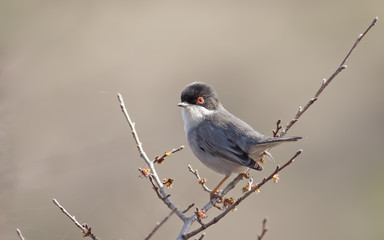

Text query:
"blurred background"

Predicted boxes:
[[1, 1, 383, 239]]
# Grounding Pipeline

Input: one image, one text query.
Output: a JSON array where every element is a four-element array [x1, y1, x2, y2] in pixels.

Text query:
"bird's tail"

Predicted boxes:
[[248, 136, 302, 160]]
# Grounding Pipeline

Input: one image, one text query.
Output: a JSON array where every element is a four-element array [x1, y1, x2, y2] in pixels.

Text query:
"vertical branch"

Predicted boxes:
[[257, 218, 268, 240], [117, 93, 163, 188], [117, 93, 187, 222]]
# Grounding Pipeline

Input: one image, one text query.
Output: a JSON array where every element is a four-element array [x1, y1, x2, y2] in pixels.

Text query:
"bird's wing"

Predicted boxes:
[[195, 120, 262, 170]]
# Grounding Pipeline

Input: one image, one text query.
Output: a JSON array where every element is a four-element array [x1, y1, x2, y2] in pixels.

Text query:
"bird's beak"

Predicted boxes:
[[178, 102, 189, 108]]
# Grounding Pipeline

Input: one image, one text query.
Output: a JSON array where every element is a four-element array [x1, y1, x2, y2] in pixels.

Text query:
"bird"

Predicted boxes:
[[178, 82, 301, 199]]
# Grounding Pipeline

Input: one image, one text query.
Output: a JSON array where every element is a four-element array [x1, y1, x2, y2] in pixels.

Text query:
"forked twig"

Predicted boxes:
[[258, 218, 268, 240], [188, 165, 212, 193], [280, 17, 378, 136]]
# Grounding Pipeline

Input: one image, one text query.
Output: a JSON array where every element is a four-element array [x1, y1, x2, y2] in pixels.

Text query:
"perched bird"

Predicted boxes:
[[178, 82, 301, 199]]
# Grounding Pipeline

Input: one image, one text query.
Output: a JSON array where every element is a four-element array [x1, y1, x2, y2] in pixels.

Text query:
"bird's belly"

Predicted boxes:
[[190, 145, 248, 176]]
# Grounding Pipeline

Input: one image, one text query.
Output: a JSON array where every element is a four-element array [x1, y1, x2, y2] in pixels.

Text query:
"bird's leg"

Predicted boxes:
[[210, 176, 229, 200]]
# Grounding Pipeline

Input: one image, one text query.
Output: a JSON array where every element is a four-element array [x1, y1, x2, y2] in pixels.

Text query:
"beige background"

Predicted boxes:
[[1, 1, 383, 239]]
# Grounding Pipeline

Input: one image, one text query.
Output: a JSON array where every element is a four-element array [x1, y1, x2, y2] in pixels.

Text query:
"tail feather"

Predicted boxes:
[[248, 136, 302, 159]]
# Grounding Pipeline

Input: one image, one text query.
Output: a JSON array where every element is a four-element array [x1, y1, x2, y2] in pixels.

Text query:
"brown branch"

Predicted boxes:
[[257, 218, 268, 240], [272, 120, 282, 137], [52, 198, 99, 240], [145, 208, 177, 240], [155, 146, 185, 164], [280, 17, 378, 136], [197, 233, 206, 240], [183, 203, 196, 214], [182, 150, 302, 239], [188, 165, 212, 193], [16, 229, 25, 240]]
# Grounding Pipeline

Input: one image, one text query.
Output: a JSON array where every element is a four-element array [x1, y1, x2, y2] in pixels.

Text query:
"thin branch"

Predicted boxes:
[[280, 17, 378, 136], [197, 233, 205, 240], [155, 146, 185, 164], [183, 150, 303, 239], [188, 165, 212, 193], [52, 198, 99, 240], [117, 93, 187, 222], [272, 120, 282, 137], [16, 229, 25, 240], [183, 203, 196, 214], [117, 93, 163, 187], [145, 209, 177, 240], [148, 175, 170, 200], [257, 218, 268, 240]]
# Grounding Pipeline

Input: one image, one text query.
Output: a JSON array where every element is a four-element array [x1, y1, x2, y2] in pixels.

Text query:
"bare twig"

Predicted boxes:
[[155, 146, 185, 164], [16, 229, 25, 240], [145, 209, 177, 240], [182, 150, 302, 239], [272, 120, 282, 137], [183, 203, 196, 214], [117, 93, 187, 221], [258, 218, 268, 240], [280, 17, 378, 136], [197, 233, 205, 240], [52, 198, 99, 240], [117, 93, 163, 187], [188, 165, 212, 193]]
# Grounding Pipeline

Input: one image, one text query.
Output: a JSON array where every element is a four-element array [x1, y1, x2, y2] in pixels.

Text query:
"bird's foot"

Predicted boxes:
[[210, 191, 223, 202]]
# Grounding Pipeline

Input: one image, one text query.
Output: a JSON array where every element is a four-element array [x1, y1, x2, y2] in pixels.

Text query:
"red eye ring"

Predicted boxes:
[[197, 97, 204, 104]]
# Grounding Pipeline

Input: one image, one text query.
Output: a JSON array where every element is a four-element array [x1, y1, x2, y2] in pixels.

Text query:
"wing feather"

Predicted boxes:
[[195, 121, 262, 170]]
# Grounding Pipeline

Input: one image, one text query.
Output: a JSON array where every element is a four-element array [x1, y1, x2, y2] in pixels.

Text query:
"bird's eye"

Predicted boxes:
[[197, 97, 204, 105]]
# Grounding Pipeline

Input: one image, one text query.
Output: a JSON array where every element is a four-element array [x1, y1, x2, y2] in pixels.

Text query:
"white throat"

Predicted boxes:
[[181, 105, 213, 133]]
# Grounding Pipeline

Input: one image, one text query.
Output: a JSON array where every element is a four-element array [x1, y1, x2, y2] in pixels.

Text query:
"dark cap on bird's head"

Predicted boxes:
[[178, 82, 221, 110]]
